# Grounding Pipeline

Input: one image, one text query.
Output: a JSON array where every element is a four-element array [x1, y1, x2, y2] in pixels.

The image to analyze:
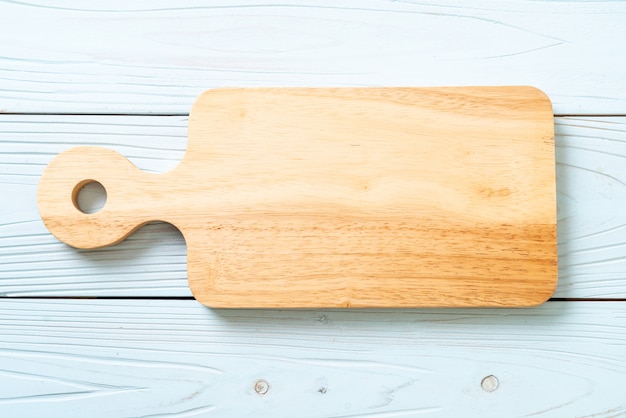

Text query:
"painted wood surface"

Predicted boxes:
[[2, 115, 625, 299], [37, 87, 557, 308], [2, 1, 626, 416], [0, 299, 625, 417], [0, 0, 625, 115]]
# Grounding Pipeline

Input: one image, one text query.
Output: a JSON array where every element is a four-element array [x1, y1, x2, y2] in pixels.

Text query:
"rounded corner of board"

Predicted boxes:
[[523, 86, 554, 112], [193, 87, 247, 101], [524, 279, 559, 307]]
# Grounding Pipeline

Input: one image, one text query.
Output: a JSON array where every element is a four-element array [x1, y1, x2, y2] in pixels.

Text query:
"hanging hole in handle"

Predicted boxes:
[[72, 180, 107, 214]]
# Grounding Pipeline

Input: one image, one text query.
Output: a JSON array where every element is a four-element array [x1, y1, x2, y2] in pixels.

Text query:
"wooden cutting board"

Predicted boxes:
[[37, 87, 557, 308]]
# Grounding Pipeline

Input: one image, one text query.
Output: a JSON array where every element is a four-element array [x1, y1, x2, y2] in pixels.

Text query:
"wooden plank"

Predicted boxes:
[[2, 115, 625, 298], [555, 117, 626, 297], [0, 1, 625, 115], [36, 87, 557, 308], [0, 299, 624, 417]]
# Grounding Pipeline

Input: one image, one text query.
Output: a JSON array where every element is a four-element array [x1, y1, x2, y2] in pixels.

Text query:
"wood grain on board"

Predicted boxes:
[[36, 87, 556, 307], [0, 0, 625, 114], [2, 115, 625, 298], [1, 299, 625, 417]]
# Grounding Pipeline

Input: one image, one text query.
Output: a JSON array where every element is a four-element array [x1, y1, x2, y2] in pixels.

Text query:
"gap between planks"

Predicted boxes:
[[3, 112, 626, 117], [3, 297, 626, 303]]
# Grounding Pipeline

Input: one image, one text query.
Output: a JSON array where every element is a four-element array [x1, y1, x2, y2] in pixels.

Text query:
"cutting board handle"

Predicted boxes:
[[37, 146, 164, 249]]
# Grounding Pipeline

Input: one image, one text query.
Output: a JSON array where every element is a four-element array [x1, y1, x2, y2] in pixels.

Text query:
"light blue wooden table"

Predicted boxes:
[[2, 1, 626, 416]]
